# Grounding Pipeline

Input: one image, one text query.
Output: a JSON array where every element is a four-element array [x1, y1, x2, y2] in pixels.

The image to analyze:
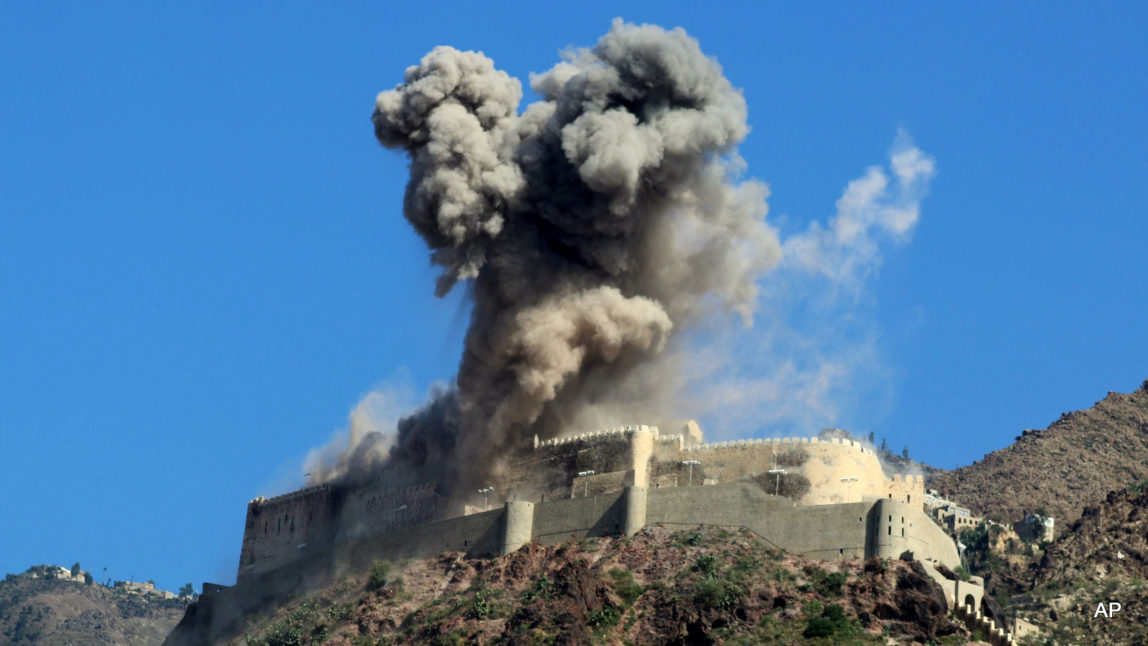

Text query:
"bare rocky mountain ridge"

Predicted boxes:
[[0, 569, 186, 646], [930, 380, 1148, 526]]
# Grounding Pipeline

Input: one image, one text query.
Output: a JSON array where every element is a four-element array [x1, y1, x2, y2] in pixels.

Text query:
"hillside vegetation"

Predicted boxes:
[[231, 526, 977, 645]]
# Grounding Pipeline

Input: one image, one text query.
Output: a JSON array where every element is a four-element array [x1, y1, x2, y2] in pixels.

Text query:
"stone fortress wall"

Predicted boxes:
[[515, 424, 923, 507], [678, 436, 921, 505], [237, 423, 930, 583], [238, 477, 461, 581], [176, 424, 983, 646], [194, 481, 966, 646], [335, 481, 456, 543], [238, 485, 337, 579]]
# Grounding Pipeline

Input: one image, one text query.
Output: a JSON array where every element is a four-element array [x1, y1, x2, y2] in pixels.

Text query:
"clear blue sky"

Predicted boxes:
[[2, 3, 1145, 593]]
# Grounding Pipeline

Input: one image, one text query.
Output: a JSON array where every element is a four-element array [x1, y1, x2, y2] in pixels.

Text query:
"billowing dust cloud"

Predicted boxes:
[[311, 19, 781, 494]]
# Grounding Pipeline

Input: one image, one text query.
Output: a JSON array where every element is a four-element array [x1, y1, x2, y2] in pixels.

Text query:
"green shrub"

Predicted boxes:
[[732, 557, 758, 580], [588, 604, 620, 628], [468, 587, 491, 619], [523, 574, 556, 602], [694, 577, 744, 611], [772, 568, 797, 582], [247, 603, 317, 646], [692, 554, 718, 577], [328, 603, 351, 622], [428, 629, 469, 646], [818, 571, 847, 597], [608, 568, 643, 606], [803, 604, 853, 639], [682, 530, 704, 546], [368, 560, 391, 590]]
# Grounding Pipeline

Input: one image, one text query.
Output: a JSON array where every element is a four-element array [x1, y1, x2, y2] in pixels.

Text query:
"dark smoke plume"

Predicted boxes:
[[312, 19, 780, 493]]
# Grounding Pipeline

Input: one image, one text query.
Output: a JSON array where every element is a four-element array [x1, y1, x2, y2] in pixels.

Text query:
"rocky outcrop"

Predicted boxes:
[[1033, 487, 1148, 586], [854, 558, 955, 642]]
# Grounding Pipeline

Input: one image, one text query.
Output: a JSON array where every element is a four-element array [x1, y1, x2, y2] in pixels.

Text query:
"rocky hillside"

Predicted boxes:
[[1033, 485, 1148, 586], [993, 484, 1148, 645], [0, 567, 187, 646], [930, 381, 1148, 525], [228, 526, 974, 645]]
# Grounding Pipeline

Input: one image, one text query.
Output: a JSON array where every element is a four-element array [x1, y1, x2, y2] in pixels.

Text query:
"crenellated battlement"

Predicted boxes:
[[250, 483, 332, 508], [534, 424, 659, 449], [886, 472, 925, 506], [681, 435, 873, 455]]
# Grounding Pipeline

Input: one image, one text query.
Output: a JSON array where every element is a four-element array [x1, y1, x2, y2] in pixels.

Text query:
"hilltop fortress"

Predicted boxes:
[[238, 423, 939, 582], [170, 425, 1003, 645]]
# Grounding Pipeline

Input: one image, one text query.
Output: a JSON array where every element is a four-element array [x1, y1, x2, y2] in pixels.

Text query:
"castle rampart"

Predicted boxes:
[[184, 470, 968, 646], [661, 433, 920, 508], [237, 427, 928, 583], [238, 480, 463, 581], [335, 481, 451, 543], [238, 485, 336, 580], [170, 425, 978, 646]]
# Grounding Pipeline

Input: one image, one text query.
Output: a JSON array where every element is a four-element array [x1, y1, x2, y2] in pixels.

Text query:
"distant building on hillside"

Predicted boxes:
[[939, 507, 984, 534], [1022, 513, 1055, 542], [924, 489, 986, 535], [115, 580, 180, 600], [22, 564, 88, 584], [923, 488, 949, 508]]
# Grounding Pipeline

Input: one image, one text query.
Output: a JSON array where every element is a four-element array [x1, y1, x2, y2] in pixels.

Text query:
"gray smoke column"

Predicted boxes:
[[339, 19, 779, 493]]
